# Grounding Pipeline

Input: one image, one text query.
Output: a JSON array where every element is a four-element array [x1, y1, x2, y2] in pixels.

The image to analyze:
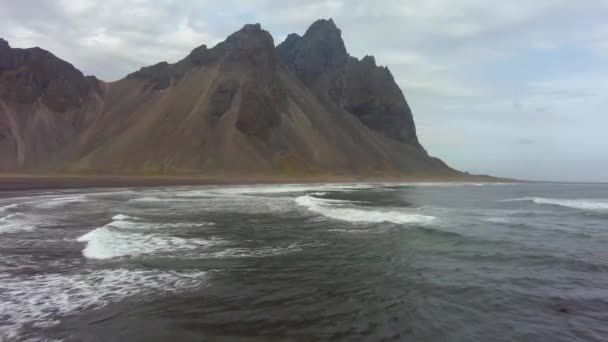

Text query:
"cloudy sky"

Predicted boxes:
[[2, 0, 607, 182]]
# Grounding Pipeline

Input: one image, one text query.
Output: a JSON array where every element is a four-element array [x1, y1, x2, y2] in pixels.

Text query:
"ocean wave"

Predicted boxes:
[[0, 203, 19, 212], [161, 222, 216, 228], [327, 228, 385, 234], [505, 197, 608, 211], [174, 184, 376, 198], [482, 217, 513, 224], [77, 217, 221, 259], [295, 194, 436, 224], [112, 214, 137, 221], [387, 182, 511, 187], [129, 196, 193, 203], [0, 268, 207, 340], [196, 242, 324, 258], [0, 213, 35, 234], [30, 195, 88, 209], [110, 214, 214, 229]]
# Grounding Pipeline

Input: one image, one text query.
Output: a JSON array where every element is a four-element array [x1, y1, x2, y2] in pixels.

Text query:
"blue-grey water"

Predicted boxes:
[[0, 182, 607, 341]]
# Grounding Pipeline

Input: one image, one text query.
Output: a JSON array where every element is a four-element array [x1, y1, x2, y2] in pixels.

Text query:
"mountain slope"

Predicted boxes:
[[0, 20, 457, 177]]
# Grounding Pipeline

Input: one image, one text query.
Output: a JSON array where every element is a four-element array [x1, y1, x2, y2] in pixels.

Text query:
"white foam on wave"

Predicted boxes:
[[0, 268, 207, 340], [129, 196, 193, 203], [161, 222, 216, 228], [30, 195, 87, 209], [0, 203, 19, 212], [77, 227, 219, 260], [0, 213, 35, 234], [112, 214, 136, 221], [107, 219, 141, 230], [388, 182, 507, 187], [327, 228, 385, 234], [109, 214, 214, 230], [77, 215, 221, 259], [174, 183, 377, 198], [295, 194, 436, 224], [505, 197, 608, 211]]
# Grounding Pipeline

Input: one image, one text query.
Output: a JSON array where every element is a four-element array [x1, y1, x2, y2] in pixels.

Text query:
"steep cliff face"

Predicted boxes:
[[0, 20, 456, 176], [277, 19, 421, 148]]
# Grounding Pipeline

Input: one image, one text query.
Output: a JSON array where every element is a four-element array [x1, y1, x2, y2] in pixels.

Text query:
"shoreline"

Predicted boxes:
[[0, 174, 513, 191]]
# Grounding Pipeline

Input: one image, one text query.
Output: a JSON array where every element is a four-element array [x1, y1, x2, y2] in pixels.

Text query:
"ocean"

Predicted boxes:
[[0, 182, 607, 341]]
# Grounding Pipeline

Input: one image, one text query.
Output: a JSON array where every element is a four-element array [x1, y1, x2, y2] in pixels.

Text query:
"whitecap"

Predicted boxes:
[[106, 219, 141, 230], [77, 225, 220, 259], [295, 194, 436, 224], [77, 214, 220, 259], [112, 214, 137, 221], [0, 268, 206, 340]]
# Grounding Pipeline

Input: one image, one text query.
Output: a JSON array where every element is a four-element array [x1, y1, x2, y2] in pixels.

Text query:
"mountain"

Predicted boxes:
[[0, 20, 458, 177], [277, 19, 420, 148]]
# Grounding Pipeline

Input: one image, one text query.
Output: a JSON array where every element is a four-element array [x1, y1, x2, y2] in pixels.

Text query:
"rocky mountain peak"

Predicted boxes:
[[0, 41, 95, 113], [224, 23, 274, 51], [221, 23, 277, 69], [304, 18, 340, 36], [277, 19, 422, 148], [277, 18, 348, 86], [302, 18, 347, 63], [360, 55, 377, 67]]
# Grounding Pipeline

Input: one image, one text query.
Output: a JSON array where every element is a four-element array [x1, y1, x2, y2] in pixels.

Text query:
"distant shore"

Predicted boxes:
[[0, 173, 514, 191]]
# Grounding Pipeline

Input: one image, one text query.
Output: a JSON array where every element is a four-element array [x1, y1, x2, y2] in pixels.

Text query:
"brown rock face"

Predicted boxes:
[[0, 39, 102, 169], [342, 55, 420, 148], [0, 40, 94, 112], [277, 19, 421, 147], [0, 20, 457, 176]]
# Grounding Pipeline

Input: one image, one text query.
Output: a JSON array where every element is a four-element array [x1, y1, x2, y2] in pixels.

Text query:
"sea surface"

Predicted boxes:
[[0, 182, 607, 341]]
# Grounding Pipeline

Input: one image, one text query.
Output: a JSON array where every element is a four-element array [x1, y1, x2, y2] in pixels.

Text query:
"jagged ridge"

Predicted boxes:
[[0, 20, 456, 176]]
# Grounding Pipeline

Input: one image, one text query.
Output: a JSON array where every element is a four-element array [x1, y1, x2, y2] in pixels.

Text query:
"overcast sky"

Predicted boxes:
[[1, 0, 607, 182]]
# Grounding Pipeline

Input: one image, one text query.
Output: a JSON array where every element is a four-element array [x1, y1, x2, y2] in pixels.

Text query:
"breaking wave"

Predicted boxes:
[[77, 215, 220, 259], [295, 194, 436, 224], [112, 214, 137, 221]]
